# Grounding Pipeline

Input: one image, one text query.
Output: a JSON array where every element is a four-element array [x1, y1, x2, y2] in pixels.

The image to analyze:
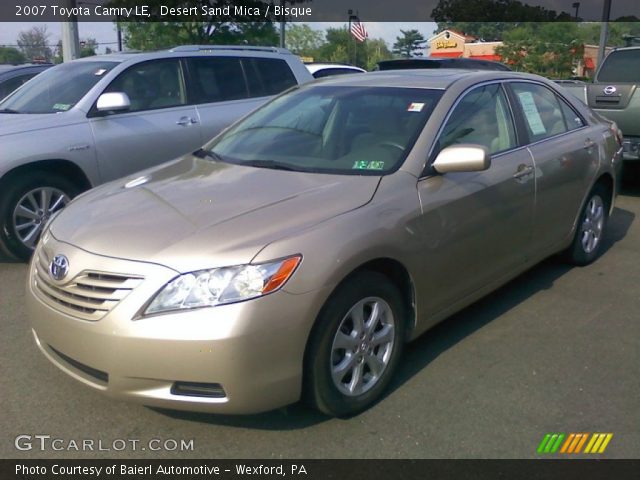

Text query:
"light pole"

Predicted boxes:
[[597, 0, 612, 67], [572, 2, 580, 20]]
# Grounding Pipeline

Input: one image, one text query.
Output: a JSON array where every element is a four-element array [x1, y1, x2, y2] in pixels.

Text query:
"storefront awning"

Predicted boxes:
[[468, 54, 502, 61], [429, 52, 464, 58]]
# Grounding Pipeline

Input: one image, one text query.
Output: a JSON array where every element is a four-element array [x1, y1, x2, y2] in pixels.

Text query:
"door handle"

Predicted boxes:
[[176, 116, 198, 126], [584, 139, 596, 150], [513, 164, 534, 179]]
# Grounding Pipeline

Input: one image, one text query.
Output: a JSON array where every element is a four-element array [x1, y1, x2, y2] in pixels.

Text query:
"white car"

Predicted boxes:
[[305, 63, 366, 79]]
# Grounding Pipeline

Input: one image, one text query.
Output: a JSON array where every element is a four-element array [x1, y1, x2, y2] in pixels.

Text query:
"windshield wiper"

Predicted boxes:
[[0, 108, 21, 114], [193, 148, 224, 162], [239, 160, 301, 171]]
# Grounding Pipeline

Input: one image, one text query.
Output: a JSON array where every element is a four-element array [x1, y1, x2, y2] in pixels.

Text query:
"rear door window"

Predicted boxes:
[[244, 58, 298, 97], [510, 83, 569, 142], [186, 57, 249, 104]]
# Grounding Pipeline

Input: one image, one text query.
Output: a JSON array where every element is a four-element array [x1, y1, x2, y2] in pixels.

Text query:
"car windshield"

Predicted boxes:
[[207, 86, 442, 175], [0, 61, 118, 113], [597, 50, 640, 83]]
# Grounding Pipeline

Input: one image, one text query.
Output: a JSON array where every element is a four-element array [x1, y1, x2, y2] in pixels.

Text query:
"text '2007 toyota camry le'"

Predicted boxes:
[[26, 70, 623, 417]]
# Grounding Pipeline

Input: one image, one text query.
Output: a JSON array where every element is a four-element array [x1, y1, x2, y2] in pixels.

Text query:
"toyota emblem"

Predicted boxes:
[[49, 255, 69, 281], [603, 85, 617, 95]]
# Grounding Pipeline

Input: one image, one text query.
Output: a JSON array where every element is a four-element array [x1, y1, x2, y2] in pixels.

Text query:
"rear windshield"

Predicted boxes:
[[207, 85, 443, 175], [597, 50, 640, 83]]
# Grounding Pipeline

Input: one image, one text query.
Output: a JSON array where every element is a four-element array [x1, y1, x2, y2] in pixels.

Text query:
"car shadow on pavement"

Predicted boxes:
[[384, 204, 635, 405], [152, 205, 634, 430]]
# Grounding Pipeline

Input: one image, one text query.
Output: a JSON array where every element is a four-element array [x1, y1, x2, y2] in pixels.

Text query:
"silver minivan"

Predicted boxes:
[[0, 45, 313, 260]]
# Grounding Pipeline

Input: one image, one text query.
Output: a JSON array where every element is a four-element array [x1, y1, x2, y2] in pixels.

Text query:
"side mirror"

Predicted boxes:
[[96, 92, 131, 112], [432, 144, 491, 174]]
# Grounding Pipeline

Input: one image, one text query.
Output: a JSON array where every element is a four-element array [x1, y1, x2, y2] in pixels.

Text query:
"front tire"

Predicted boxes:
[[0, 172, 78, 261], [564, 183, 609, 266], [304, 272, 405, 417]]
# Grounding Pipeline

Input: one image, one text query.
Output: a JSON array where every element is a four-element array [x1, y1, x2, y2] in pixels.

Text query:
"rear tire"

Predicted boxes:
[[304, 272, 405, 417], [563, 183, 609, 266], [0, 172, 79, 261]]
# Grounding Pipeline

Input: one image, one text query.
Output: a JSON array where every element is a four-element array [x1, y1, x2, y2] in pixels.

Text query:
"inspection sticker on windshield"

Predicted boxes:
[[517, 91, 546, 135], [407, 102, 425, 112], [52, 103, 71, 111], [353, 160, 385, 170]]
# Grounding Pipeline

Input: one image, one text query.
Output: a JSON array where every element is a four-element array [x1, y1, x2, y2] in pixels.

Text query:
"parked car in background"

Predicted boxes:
[[305, 63, 366, 78], [560, 46, 640, 162], [377, 57, 512, 71], [0, 45, 313, 260], [0, 63, 52, 100], [27, 70, 622, 417]]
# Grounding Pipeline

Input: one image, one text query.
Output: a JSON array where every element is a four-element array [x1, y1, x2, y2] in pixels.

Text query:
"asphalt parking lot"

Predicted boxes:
[[1, 168, 638, 459]]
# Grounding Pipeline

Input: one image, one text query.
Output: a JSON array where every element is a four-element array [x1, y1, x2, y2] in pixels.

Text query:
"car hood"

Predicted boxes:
[[50, 155, 380, 272], [0, 111, 83, 136]]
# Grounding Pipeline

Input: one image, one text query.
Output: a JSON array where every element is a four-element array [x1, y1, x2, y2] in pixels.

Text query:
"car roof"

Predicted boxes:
[[378, 57, 511, 71], [307, 69, 539, 90], [0, 63, 52, 73], [73, 45, 296, 65]]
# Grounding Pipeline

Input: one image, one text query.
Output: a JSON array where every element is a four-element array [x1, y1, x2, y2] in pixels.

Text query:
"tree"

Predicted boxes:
[[0, 47, 26, 64], [109, 0, 279, 50], [432, 0, 572, 23], [393, 29, 427, 58], [578, 21, 640, 47], [80, 38, 98, 57], [314, 27, 391, 70], [434, 22, 519, 42], [16, 25, 52, 62], [52, 37, 97, 64], [496, 23, 583, 78], [285, 24, 323, 57]]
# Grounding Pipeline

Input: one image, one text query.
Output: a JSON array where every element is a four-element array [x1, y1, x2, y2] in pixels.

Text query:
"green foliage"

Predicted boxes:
[[109, 1, 279, 50], [435, 22, 520, 41], [432, 0, 571, 23], [578, 22, 640, 47], [392, 29, 427, 58], [0, 47, 26, 64], [496, 23, 583, 78], [314, 27, 392, 70], [285, 24, 323, 57]]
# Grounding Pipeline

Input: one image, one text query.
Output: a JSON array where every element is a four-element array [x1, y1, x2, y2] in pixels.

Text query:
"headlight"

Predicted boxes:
[[144, 255, 301, 315]]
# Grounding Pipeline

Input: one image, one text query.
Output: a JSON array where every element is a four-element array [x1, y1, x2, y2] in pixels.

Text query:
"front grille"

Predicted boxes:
[[33, 249, 143, 321], [49, 345, 109, 384]]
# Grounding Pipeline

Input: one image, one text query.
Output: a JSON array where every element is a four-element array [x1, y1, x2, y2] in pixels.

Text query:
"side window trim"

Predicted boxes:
[[422, 80, 518, 177]]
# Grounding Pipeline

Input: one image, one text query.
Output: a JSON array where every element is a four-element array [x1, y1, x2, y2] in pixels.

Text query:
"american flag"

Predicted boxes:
[[350, 19, 368, 43]]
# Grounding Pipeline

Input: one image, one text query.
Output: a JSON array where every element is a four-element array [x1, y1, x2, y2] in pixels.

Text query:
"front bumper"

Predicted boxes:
[[26, 240, 329, 414]]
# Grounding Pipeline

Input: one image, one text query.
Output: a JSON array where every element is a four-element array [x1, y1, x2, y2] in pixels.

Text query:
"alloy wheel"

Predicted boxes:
[[330, 296, 395, 397], [12, 187, 70, 249]]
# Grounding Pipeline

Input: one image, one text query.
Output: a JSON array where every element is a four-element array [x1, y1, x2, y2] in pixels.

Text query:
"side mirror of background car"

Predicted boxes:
[[96, 92, 131, 112], [432, 145, 491, 174]]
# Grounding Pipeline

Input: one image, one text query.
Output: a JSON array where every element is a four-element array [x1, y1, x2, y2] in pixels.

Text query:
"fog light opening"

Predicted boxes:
[[170, 381, 226, 398]]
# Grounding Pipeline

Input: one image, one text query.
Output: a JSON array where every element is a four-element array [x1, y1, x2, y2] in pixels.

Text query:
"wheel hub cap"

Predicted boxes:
[[330, 296, 395, 397], [580, 195, 604, 254], [12, 187, 70, 249]]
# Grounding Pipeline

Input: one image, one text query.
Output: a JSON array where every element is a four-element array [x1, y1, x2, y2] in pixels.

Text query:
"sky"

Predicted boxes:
[[0, 22, 439, 54]]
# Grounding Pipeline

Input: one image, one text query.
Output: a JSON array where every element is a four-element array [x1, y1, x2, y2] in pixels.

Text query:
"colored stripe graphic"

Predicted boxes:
[[539, 433, 613, 454], [584, 433, 613, 453], [537, 433, 565, 453]]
